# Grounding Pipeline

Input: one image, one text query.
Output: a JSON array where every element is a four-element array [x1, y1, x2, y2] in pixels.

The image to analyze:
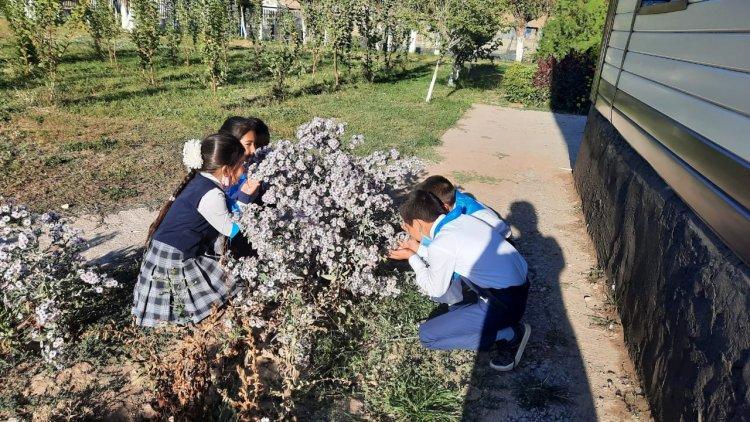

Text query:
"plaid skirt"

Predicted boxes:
[[132, 239, 238, 327]]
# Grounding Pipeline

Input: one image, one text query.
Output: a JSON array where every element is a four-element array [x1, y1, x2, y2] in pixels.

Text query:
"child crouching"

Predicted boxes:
[[132, 133, 258, 327]]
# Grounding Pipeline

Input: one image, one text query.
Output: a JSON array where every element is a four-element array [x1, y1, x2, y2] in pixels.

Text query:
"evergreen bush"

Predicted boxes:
[[503, 62, 548, 105]]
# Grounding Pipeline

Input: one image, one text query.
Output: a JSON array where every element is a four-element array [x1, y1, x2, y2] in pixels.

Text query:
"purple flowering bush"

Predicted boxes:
[[0, 198, 120, 367], [227, 118, 422, 408]]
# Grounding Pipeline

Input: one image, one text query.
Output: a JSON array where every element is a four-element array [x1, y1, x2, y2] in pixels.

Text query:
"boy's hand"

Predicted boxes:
[[241, 179, 261, 195], [399, 238, 420, 253], [388, 247, 415, 261]]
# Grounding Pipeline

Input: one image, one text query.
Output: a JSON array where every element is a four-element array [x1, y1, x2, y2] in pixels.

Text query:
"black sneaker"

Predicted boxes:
[[489, 323, 531, 372]]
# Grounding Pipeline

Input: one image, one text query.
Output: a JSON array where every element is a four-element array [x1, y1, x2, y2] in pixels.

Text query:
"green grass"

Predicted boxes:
[[0, 19, 513, 213]]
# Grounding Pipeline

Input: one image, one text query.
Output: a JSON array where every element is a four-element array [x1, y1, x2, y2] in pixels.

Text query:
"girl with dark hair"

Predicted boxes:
[[218, 116, 271, 210], [219, 116, 270, 156], [132, 133, 259, 327]]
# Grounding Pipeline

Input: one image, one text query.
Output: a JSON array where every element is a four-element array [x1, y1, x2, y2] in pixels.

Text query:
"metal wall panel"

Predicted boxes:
[[616, 0, 638, 14], [599, 79, 617, 104], [634, 0, 750, 32], [595, 95, 612, 121], [611, 108, 750, 265], [613, 13, 634, 31], [627, 32, 750, 73], [615, 89, 750, 210], [602, 63, 621, 84], [623, 52, 750, 117], [608, 30, 630, 49], [617, 71, 750, 162], [605, 47, 625, 68]]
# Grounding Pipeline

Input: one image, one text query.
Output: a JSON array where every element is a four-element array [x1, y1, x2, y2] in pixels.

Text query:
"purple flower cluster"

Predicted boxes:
[[231, 118, 421, 308], [0, 198, 119, 367]]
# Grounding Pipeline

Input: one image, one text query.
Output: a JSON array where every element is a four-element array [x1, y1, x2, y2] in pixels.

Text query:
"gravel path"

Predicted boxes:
[[72, 104, 650, 421]]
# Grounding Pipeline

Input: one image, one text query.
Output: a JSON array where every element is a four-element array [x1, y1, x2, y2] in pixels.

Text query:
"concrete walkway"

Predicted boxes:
[[431, 104, 650, 421]]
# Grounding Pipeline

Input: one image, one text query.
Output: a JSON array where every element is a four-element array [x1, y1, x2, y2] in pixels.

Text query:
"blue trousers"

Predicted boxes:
[[419, 282, 529, 351]]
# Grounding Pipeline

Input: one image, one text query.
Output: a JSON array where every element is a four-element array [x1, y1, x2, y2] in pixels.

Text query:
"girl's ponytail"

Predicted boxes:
[[146, 169, 197, 245]]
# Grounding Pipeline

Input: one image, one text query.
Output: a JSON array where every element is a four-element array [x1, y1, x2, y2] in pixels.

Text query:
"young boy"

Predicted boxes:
[[417, 175, 511, 239], [389, 190, 531, 371], [415, 175, 513, 305]]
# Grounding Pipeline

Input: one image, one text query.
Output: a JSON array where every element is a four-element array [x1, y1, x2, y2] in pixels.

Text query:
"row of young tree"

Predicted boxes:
[[1, 0, 604, 106]]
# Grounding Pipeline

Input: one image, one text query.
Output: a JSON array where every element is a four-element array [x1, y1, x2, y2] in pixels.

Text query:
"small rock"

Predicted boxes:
[[61, 203, 70, 210], [348, 398, 364, 415], [615, 389, 623, 397], [584, 295, 592, 302]]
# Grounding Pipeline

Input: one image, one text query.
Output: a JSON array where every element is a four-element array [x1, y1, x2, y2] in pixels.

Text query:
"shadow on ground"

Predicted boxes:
[[457, 201, 597, 420]]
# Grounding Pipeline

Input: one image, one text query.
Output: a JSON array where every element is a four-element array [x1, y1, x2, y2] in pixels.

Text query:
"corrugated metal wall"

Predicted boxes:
[[593, 0, 750, 264]]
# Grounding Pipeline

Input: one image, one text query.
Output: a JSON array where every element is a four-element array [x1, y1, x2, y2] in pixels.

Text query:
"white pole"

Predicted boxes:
[[120, 0, 133, 30], [515, 28, 525, 62], [240, 6, 247, 38], [408, 30, 417, 53], [425, 58, 440, 103]]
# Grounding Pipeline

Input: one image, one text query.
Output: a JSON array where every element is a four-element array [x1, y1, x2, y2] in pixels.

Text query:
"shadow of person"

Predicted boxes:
[[459, 201, 596, 420]]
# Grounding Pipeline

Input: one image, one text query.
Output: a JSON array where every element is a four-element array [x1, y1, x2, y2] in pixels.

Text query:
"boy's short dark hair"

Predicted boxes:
[[417, 175, 456, 206], [219, 116, 271, 149], [399, 190, 446, 225]]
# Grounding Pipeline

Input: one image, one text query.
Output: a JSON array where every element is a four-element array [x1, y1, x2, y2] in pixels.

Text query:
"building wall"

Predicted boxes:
[[594, 0, 750, 265], [575, 108, 750, 421], [580, 0, 750, 419]]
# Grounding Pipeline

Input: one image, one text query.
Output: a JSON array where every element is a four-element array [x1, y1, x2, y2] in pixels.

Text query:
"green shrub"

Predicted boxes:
[[537, 0, 607, 60], [503, 62, 548, 105]]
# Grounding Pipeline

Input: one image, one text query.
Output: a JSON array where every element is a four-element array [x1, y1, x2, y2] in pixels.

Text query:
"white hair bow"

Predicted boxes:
[[182, 139, 203, 170]]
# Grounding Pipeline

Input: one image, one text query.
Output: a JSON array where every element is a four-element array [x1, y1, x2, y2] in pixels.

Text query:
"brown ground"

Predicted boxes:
[[69, 104, 651, 421]]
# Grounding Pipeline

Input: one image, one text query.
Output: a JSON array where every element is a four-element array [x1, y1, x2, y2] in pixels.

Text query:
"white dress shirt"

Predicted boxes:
[[198, 172, 240, 238], [408, 214, 527, 299], [470, 205, 512, 239]]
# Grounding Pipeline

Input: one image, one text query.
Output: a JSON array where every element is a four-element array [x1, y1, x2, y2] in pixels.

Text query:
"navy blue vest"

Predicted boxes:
[[153, 174, 221, 258]]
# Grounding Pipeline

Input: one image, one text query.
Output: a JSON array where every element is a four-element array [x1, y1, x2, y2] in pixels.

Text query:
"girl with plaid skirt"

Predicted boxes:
[[132, 133, 258, 327]]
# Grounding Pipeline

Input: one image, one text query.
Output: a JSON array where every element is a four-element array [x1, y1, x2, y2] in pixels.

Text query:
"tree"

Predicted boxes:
[[130, 0, 161, 85], [415, 0, 503, 99], [502, 0, 553, 62], [176, 0, 201, 65], [354, 0, 379, 82], [375, 0, 414, 73], [323, 0, 354, 88], [238, 0, 262, 44], [299, 0, 325, 77], [200, 0, 231, 92], [534, 0, 607, 114], [536, 0, 606, 60], [72, 0, 121, 64], [163, 0, 182, 65], [445, 0, 502, 84], [30, 0, 72, 96], [264, 8, 302, 98], [0, 0, 38, 75]]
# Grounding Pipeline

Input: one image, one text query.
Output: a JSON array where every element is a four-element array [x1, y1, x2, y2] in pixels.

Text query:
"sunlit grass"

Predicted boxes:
[[1, 21, 512, 212]]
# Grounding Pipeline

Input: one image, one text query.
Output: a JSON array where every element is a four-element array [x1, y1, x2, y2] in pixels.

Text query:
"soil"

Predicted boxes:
[[67, 104, 651, 420]]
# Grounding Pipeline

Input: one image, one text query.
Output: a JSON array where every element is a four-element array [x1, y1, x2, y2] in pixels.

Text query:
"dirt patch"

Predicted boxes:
[[0, 109, 186, 213]]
